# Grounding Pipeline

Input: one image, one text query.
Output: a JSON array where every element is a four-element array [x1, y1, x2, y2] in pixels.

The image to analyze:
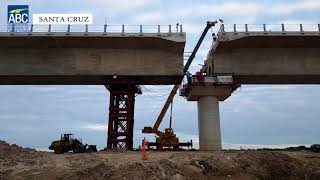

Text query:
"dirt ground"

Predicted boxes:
[[1, 140, 320, 180]]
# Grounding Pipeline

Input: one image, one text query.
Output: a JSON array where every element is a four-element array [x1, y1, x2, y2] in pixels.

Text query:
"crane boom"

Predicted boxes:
[[151, 84, 179, 131], [142, 21, 217, 136], [183, 21, 217, 74]]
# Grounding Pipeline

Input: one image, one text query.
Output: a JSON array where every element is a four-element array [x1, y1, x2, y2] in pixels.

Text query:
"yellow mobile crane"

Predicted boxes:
[[142, 21, 218, 150]]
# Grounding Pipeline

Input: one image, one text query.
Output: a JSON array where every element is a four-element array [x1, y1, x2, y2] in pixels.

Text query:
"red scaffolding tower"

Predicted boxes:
[[105, 84, 141, 150]]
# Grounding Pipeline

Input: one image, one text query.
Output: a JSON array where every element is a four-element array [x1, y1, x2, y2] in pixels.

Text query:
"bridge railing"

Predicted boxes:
[[220, 24, 320, 33], [0, 24, 184, 33]]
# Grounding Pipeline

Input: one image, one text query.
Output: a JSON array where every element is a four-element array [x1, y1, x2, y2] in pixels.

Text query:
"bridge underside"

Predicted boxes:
[[0, 75, 180, 85], [208, 32, 320, 84]]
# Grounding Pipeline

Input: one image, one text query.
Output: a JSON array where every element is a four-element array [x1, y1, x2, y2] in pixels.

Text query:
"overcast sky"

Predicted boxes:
[[0, 0, 319, 150]]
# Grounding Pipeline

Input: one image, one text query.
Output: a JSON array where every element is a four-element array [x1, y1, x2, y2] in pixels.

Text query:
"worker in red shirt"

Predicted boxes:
[[196, 69, 204, 84]]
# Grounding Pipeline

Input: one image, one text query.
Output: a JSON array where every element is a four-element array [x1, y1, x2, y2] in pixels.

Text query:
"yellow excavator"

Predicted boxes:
[[142, 21, 218, 150]]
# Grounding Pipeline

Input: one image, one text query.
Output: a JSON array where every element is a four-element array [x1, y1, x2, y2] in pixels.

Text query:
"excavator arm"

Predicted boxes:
[[142, 21, 218, 135]]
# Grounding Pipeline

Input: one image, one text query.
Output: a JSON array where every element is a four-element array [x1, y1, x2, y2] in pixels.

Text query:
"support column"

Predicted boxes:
[[180, 76, 239, 151], [197, 96, 221, 150], [105, 84, 141, 150]]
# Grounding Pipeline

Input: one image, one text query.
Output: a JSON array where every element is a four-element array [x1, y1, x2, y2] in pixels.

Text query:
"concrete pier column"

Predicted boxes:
[[180, 76, 239, 151], [197, 96, 221, 151]]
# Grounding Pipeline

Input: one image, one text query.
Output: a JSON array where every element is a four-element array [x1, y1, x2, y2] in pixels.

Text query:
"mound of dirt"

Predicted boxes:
[[1, 140, 320, 180], [0, 140, 45, 165], [0, 140, 37, 156]]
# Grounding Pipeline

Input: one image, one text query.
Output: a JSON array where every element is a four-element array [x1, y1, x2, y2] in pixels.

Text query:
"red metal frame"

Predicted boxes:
[[105, 84, 140, 150]]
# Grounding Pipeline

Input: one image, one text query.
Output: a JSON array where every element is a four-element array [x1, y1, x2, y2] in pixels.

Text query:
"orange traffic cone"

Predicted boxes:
[[141, 138, 149, 160]]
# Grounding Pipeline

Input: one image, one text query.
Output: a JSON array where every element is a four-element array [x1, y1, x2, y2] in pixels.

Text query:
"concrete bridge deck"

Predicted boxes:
[[206, 28, 320, 84], [0, 31, 185, 85]]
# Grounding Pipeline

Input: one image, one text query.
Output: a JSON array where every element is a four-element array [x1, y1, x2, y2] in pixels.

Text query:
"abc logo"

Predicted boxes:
[[8, 5, 29, 24]]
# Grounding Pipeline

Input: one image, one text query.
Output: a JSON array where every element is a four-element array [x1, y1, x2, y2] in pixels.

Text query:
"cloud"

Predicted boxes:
[[172, 2, 260, 19], [199, 2, 260, 16], [81, 123, 107, 131], [171, 1, 319, 23], [223, 88, 292, 119], [222, 85, 320, 124], [182, 23, 203, 34], [270, 0, 320, 15], [64, 87, 106, 95], [223, 93, 264, 113], [132, 12, 164, 23], [242, 85, 299, 92], [140, 86, 171, 97], [93, 0, 161, 16], [29, 86, 59, 92], [26, 0, 161, 23]]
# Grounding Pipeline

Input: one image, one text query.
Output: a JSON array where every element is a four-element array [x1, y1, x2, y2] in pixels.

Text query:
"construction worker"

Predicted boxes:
[[212, 33, 217, 42], [141, 138, 149, 160], [195, 69, 204, 84], [186, 71, 192, 84]]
